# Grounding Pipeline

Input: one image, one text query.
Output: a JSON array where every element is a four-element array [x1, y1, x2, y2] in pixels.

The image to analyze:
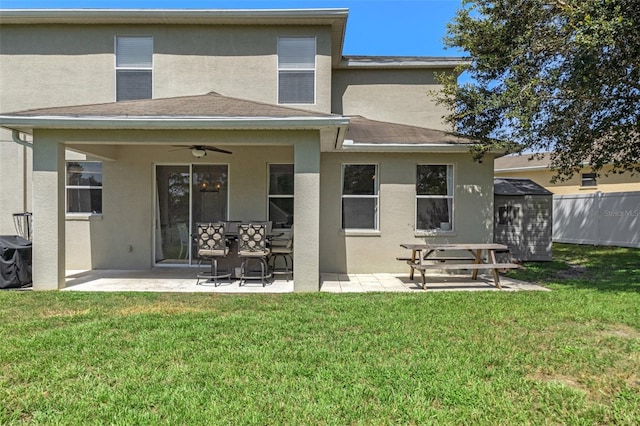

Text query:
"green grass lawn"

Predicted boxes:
[[1, 244, 639, 424]]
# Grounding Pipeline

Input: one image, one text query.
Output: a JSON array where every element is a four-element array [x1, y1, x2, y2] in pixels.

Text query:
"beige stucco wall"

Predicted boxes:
[[331, 68, 452, 129], [0, 24, 332, 114], [495, 166, 640, 195], [319, 152, 495, 274]]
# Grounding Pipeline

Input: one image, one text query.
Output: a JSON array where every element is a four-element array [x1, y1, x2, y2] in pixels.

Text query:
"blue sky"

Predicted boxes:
[[1, 0, 465, 57]]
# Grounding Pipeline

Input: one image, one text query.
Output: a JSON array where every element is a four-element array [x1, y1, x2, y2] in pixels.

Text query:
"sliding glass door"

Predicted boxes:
[[155, 164, 228, 265]]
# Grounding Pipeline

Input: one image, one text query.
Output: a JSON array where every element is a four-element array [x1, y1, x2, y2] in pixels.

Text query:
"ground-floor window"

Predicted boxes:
[[341, 164, 379, 230], [66, 161, 102, 214], [416, 164, 453, 231], [268, 163, 294, 229]]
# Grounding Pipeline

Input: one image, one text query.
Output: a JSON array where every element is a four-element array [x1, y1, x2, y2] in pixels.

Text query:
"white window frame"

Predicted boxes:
[[115, 35, 153, 101], [267, 163, 294, 229], [277, 36, 316, 105], [415, 164, 454, 232], [66, 161, 103, 215], [341, 163, 379, 231]]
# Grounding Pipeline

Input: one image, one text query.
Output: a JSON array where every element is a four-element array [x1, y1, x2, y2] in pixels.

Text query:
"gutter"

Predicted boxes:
[[340, 140, 476, 153]]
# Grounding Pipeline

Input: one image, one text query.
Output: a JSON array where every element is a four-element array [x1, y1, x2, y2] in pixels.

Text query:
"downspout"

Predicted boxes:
[[11, 130, 33, 214], [11, 129, 33, 148]]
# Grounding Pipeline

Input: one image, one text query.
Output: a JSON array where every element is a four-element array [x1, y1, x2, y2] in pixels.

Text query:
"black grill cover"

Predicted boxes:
[[0, 235, 32, 288]]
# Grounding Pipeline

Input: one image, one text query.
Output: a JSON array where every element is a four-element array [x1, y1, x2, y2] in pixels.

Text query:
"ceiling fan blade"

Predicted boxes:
[[205, 146, 233, 155], [168, 145, 232, 154], [168, 146, 190, 152]]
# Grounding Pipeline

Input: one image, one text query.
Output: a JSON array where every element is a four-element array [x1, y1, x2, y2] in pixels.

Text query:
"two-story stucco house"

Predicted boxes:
[[0, 9, 499, 291]]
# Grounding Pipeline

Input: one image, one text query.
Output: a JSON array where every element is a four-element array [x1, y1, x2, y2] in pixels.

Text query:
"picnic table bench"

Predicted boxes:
[[399, 243, 521, 290]]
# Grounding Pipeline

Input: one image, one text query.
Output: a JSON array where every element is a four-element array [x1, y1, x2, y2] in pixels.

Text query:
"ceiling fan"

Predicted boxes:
[[170, 145, 232, 157]]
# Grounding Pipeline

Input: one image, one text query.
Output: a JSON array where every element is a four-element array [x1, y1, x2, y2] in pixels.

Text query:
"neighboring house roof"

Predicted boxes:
[[494, 153, 553, 172], [495, 152, 594, 172], [494, 178, 553, 196]]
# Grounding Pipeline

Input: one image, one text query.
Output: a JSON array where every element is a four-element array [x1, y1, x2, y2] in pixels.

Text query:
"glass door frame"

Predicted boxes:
[[153, 163, 230, 267]]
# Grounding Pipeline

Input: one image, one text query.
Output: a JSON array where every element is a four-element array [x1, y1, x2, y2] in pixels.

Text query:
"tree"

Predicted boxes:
[[438, 0, 640, 180]]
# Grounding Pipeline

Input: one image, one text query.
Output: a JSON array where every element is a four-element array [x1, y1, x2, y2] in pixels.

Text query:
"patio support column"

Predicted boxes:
[[293, 137, 321, 292], [32, 137, 66, 290]]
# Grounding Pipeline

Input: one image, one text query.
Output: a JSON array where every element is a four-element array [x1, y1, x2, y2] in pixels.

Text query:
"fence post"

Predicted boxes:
[[594, 191, 601, 246]]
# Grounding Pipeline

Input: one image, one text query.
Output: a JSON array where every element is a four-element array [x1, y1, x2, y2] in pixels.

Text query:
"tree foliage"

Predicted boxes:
[[439, 0, 640, 180]]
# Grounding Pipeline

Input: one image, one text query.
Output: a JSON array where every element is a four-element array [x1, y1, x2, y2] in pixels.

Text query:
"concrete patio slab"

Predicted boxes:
[[62, 268, 549, 293]]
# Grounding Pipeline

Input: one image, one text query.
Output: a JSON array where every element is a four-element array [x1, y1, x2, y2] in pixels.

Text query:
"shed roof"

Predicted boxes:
[[494, 178, 553, 196]]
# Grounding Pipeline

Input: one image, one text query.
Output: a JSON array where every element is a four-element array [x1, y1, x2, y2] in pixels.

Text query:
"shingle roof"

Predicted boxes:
[[494, 178, 553, 196], [345, 116, 474, 145], [8, 92, 335, 119], [3, 93, 477, 149]]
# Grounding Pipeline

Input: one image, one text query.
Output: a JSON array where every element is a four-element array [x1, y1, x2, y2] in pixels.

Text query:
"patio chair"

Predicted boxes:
[[195, 222, 231, 286], [237, 222, 272, 286], [269, 229, 293, 281]]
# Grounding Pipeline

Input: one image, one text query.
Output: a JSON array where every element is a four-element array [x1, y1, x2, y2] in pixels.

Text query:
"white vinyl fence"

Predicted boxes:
[[553, 191, 640, 248]]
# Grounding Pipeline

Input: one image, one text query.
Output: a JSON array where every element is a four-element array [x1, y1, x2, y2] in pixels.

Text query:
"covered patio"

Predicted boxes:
[[2, 92, 350, 292], [63, 269, 548, 293]]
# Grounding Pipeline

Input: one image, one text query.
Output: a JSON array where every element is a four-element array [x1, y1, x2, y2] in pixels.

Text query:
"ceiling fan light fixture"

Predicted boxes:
[[192, 147, 207, 158]]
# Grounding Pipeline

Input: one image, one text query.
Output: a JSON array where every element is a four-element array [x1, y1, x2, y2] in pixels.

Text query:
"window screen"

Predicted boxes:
[[341, 164, 378, 230], [116, 36, 153, 101], [66, 161, 103, 214], [268, 164, 294, 229], [278, 37, 315, 104], [416, 165, 454, 231]]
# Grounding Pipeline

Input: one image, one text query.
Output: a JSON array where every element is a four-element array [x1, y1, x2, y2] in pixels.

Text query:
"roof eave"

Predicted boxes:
[[494, 165, 551, 172], [0, 8, 350, 23], [337, 56, 470, 70], [0, 115, 351, 134]]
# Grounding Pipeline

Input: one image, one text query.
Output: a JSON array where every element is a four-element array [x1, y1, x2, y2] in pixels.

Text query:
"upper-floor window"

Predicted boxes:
[[278, 37, 316, 104], [116, 36, 153, 101], [416, 164, 454, 232], [341, 164, 379, 230], [66, 161, 102, 214], [268, 164, 294, 229], [581, 172, 597, 187]]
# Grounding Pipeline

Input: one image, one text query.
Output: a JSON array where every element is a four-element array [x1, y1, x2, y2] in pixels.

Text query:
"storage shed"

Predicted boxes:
[[494, 178, 553, 261]]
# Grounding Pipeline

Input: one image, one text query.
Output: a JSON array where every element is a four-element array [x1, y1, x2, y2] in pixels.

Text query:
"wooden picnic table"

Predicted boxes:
[[399, 243, 520, 290]]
